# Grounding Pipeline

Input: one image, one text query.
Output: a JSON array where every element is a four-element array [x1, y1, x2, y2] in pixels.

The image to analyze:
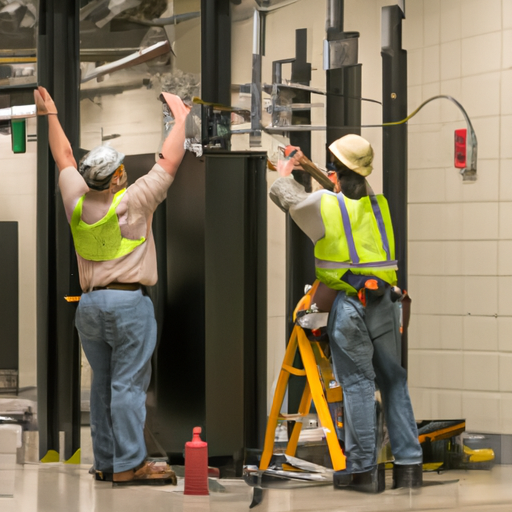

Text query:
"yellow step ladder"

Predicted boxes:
[[260, 284, 346, 472]]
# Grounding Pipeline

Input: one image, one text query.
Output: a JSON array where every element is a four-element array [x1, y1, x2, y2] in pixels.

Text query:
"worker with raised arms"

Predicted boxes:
[[34, 86, 190, 486]]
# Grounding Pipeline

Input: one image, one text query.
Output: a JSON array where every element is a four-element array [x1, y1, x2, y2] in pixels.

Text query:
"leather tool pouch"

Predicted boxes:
[[311, 281, 338, 312]]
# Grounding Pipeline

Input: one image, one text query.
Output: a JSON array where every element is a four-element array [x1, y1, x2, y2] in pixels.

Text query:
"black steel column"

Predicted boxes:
[[286, 28, 314, 341], [381, 4, 408, 368], [37, 0, 81, 460], [281, 29, 315, 417], [200, 0, 231, 143], [325, 0, 361, 148]]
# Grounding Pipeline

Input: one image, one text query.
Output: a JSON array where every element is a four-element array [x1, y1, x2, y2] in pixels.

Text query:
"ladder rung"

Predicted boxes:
[[282, 364, 306, 377], [279, 413, 308, 420]]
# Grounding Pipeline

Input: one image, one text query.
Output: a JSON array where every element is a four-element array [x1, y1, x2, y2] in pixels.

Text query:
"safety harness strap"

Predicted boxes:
[[369, 194, 391, 260], [337, 193, 360, 264]]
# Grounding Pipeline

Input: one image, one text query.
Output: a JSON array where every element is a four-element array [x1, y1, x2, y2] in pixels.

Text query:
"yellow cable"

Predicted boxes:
[[382, 95, 474, 128]]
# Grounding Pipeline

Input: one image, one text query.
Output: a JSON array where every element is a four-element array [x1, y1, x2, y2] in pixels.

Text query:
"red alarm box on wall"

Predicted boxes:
[[454, 129, 466, 168]]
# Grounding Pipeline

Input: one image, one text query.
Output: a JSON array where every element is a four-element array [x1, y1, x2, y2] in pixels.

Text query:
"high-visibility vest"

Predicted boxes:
[[70, 188, 145, 261], [314, 192, 398, 294]]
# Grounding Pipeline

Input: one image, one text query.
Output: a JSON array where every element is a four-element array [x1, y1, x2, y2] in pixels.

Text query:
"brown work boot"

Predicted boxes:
[[112, 461, 177, 487]]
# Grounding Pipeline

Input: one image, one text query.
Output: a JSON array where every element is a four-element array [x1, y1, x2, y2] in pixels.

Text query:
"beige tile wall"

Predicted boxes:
[[81, 78, 163, 155], [404, 0, 512, 434]]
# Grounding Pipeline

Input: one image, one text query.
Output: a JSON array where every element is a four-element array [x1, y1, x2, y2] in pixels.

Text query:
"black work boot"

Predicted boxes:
[[350, 464, 385, 493], [333, 470, 352, 489], [392, 463, 422, 489], [333, 465, 385, 493]]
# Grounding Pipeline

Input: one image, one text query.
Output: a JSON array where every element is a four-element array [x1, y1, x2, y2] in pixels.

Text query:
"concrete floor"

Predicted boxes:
[[1, 463, 512, 512], [1, 396, 508, 511]]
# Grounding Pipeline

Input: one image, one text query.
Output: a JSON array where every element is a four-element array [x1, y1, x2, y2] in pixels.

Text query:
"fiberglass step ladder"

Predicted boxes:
[[259, 281, 346, 472]]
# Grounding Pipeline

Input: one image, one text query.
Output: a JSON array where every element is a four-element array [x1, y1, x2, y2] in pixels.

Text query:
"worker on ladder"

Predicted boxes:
[[269, 134, 423, 493]]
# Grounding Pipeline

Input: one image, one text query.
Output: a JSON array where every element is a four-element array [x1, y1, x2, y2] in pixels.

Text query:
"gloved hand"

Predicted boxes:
[[277, 145, 303, 177], [33, 86, 58, 115]]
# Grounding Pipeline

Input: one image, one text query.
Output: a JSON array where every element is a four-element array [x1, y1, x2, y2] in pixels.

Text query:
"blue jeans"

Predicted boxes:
[[327, 287, 422, 473], [75, 289, 157, 473]]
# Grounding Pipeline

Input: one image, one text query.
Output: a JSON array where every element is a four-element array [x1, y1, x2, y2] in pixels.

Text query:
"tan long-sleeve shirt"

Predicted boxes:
[[59, 163, 173, 292]]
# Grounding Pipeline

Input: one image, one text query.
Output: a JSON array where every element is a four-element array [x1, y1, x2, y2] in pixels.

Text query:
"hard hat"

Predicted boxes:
[[328, 134, 374, 177], [78, 146, 125, 191]]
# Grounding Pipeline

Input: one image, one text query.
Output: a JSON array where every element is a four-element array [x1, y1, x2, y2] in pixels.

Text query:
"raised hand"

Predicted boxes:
[[160, 92, 191, 123], [33, 86, 58, 115], [277, 145, 303, 177]]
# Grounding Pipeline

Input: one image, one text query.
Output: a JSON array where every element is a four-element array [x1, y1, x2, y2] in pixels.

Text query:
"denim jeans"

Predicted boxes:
[[327, 287, 423, 473], [75, 289, 157, 473]]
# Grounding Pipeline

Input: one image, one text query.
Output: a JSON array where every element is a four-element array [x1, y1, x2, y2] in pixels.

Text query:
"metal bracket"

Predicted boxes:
[[323, 35, 358, 70]]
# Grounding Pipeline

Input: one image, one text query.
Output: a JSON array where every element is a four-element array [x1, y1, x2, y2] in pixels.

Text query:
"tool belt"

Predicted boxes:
[[357, 279, 405, 306], [311, 278, 412, 337], [310, 278, 401, 311]]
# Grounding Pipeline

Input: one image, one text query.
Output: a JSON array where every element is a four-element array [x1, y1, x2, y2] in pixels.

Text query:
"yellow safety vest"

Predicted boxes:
[[70, 188, 145, 261], [314, 192, 398, 294]]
